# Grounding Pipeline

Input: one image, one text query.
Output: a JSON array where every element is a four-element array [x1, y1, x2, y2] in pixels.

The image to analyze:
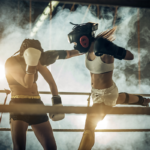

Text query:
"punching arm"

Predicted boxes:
[[66, 50, 84, 59], [40, 50, 83, 66], [40, 50, 67, 66], [94, 37, 127, 60]]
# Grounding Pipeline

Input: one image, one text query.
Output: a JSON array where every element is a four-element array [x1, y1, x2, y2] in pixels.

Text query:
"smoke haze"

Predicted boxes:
[[0, 1, 150, 150]]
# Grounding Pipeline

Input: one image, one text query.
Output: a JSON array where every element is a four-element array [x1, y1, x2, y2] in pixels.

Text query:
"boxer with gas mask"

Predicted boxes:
[[5, 39, 66, 150], [68, 22, 126, 59], [67, 22, 150, 150]]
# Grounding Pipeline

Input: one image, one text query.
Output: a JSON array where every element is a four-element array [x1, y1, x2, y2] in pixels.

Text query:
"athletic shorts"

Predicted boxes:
[[91, 82, 118, 106], [9, 98, 48, 125]]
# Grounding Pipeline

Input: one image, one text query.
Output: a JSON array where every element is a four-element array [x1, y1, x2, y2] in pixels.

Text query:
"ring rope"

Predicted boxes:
[[1, 90, 150, 97], [0, 105, 150, 114], [1, 128, 150, 132]]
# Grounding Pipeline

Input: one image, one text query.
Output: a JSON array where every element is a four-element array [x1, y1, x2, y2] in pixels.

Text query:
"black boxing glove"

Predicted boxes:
[[94, 37, 126, 60]]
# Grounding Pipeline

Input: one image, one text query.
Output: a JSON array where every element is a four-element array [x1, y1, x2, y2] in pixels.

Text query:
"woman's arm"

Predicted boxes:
[[102, 50, 134, 61], [40, 50, 84, 66], [102, 50, 134, 62], [5, 57, 35, 88], [38, 62, 66, 121], [94, 37, 134, 60], [124, 50, 134, 60], [38, 62, 58, 96], [66, 50, 84, 59]]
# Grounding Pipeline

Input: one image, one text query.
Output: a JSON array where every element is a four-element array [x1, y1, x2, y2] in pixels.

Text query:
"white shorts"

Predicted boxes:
[[91, 82, 118, 106]]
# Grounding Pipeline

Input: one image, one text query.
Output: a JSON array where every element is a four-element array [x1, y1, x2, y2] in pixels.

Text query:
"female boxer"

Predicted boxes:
[[5, 39, 67, 150], [67, 22, 150, 150]]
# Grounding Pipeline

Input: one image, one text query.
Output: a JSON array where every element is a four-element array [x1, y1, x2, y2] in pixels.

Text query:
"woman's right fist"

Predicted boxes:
[[23, 48, 41, 74], [23, 48, 41, 66]]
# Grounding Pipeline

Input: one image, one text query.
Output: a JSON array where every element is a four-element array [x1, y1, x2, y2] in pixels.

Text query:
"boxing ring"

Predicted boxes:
[[0, 2, 150, 150], [0, 90, 150, 132]]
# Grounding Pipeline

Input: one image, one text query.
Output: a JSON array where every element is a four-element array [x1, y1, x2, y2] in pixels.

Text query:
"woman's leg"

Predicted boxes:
[[10, 119, 28, 150], [78, 103, 111, 150], [84, 104, 106, 131], [31, 121, 57, 150], [117, 93, 150, 106]]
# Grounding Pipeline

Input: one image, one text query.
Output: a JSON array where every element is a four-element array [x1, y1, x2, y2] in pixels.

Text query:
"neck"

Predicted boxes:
[[88, 41, 95, 53]]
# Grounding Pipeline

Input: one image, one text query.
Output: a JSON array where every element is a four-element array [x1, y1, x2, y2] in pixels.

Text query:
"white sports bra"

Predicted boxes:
[[85, 53, 114, 74]]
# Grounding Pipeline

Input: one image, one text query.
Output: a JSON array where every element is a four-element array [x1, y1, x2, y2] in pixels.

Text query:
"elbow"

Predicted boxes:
[[124, 50, 134, 60], [128, 53, 134, 60], [130, 53, 134, 60], [23, 74, 34, 88], [24, 85, 31, 89]]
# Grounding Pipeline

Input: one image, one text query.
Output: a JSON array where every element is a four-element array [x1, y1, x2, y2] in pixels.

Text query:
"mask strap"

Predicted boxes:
[[70, 22, 78, 25], [70, 22, 81, 30]]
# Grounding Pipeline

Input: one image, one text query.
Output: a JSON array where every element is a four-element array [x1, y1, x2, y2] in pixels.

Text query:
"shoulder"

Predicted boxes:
[[5, 56, 19, 69], [5, 57, 15, 66]]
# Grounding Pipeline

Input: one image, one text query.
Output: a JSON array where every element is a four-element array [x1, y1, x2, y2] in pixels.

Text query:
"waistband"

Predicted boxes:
[[92, 82, 116, 92], [11, 95, 41, 99]]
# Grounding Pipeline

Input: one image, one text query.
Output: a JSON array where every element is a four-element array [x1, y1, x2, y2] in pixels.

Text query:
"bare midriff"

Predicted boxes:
[[91, 71, 113, 89], [9, 83, 39, 96]]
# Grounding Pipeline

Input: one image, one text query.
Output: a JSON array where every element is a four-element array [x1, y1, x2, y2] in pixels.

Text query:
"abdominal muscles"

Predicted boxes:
[[91, 71, 113, 89]]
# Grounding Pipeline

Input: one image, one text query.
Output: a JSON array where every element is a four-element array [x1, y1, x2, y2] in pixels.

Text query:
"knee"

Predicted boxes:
[[117, 93, 127, 104], [85, 115, 101, 130]]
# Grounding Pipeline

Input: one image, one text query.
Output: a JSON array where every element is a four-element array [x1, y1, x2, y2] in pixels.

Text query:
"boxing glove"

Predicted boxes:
[[23, 48, 41, 74], [49, 95, 65, 121], [94, 37, 127, 60]]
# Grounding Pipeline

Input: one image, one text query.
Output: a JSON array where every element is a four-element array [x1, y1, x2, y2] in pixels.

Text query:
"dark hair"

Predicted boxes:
[[96, 26, 117, 42], [13, 39, 44, 56]]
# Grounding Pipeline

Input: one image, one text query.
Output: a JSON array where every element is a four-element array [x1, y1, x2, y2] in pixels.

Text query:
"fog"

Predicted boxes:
[[0, 1, 150, 150]]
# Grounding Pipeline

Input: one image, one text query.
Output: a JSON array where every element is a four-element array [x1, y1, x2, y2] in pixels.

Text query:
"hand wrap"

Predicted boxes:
[[49, 95, 65, 121]]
